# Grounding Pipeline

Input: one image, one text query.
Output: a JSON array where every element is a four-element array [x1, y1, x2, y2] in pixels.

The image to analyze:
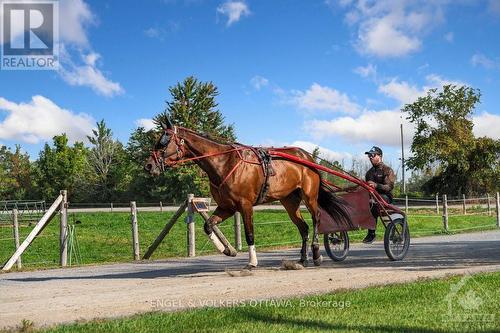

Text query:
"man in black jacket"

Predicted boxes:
[[363, 146, 395, 244]]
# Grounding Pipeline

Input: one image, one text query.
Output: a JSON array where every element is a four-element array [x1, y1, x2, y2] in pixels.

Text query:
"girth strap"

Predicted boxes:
[[254, 148, 274, 205]]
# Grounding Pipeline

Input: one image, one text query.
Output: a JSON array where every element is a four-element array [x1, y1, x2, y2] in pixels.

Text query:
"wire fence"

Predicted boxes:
[[1, 193, 498, 271]]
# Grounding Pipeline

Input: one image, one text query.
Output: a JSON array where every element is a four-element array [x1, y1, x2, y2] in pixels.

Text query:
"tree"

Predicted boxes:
[[403, 84, 499, 195], [35, 134, 89, 200], [86, 120, 125, 201], [0, 145, 33, 200], [148, 76, 236, 201], [156, 76, 236, 141]]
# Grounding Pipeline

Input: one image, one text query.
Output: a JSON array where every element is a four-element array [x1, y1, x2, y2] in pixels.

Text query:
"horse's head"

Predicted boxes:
[[144, 118, 187, 175]]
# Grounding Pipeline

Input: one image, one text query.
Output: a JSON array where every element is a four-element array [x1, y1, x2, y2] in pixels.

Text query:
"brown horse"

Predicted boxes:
[[144, 119, 350, 268]]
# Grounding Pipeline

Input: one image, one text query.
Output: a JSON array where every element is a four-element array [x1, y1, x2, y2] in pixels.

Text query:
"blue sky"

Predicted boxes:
[[1, 0, 500, 174]]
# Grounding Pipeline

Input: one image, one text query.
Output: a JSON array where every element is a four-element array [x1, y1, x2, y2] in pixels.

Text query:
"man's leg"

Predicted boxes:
[[363, 194, 391, 244]]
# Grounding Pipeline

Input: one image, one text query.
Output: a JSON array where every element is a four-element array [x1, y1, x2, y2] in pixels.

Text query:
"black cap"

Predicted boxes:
[[365, 146, 383, 156]]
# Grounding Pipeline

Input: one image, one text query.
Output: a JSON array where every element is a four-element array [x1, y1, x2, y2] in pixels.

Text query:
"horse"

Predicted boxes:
[[144, 119, 350, 269]]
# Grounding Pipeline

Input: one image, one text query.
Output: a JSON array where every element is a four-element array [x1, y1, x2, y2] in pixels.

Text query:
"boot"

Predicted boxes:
[[362, 230, 376, 244]]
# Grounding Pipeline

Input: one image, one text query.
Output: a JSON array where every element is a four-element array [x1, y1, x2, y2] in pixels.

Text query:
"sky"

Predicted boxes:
[[1, 0, 500, 176]]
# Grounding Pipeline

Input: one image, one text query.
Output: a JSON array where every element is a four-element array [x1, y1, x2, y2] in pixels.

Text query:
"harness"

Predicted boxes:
[[151, 127, 275, 205]]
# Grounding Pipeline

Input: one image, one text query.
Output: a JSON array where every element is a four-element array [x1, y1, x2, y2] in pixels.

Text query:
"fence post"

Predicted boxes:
[[186, 194, 195, 257], [405, 195, 408, 215], [160, 201, 163, 212], [12, 209, 22, 269], [496, 192, 499, 229], [435, 193, 439, 215], [130, 201, 140, 260], [234, 212, 242, 251], [487, 193, 491, 216], [462, 194, 467, 215], [60, 190, 68, 267], [110, 202, 113, 212], [442, 194, 448, 232]]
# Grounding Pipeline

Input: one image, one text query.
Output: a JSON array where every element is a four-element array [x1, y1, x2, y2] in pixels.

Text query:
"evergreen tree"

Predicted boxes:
[[145, 76, 236, 201], [86, 120, 126, 201]]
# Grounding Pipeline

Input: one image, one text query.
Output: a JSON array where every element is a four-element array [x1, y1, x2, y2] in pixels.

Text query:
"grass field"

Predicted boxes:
[[34, 271, 500, 333], [0, 209, 497, 270]]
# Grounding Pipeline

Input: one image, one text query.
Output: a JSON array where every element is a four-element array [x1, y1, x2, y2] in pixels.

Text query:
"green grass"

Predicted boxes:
[[0, 209, 497, 270], [37, 271, 500, 333]]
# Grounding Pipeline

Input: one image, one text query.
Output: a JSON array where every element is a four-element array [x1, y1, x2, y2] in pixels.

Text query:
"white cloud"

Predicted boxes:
[[378, 74, 466, 105], [250, 75, 269, 90], [144, 27, 162, 39], [217, 1, 251, 26], [290, 140, 352, 162], [59, 0, 96, 46], [291, 83, 361, 114], [378, 79, 423, 105], [58, 48, 124, 97], [358, 16, 421, 57], [339, 1, 447, 58], [305, 109, 414, 147], [0, 96, 94, 144], [473, 112, 500, 139], [424, 74, 466, 88], [354, 63, 377, 79], [471, 53, 500, 70], [135, 118, 156, 131]]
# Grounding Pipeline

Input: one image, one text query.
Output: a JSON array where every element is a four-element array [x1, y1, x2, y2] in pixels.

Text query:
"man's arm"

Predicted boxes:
[[376, 166, 395, 193]]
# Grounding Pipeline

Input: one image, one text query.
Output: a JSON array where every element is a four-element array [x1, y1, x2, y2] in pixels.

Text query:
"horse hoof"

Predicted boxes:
[[223, 248, 237, 257], [313, 255, 323, 266], [281, 260, 304, 270], [298, 259, 308, 267], [244, 264, 257, 270]]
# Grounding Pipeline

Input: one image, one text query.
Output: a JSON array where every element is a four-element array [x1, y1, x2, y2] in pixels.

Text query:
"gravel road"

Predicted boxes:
[[1, 230, 499, 330]]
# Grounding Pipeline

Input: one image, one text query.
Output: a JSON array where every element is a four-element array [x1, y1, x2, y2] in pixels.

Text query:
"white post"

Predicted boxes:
[[12, 209, 22, 269], [487, 193, 491, 216], [405, 195, 409, 215], [187, 194, 195, 257], [130, 201, 140, 261], [462, 194, 467, 215], [110, 202, 113, 212], [159, 201, 163, 212], [234, 212, 242, 251], [435, 193, 439, 215], [496, 192, 499, 229], [60, 190, 68, 267], [443, 194, 448, 232]]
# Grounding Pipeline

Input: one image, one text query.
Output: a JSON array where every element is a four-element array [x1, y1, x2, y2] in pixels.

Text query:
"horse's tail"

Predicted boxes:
[[317, 182, 353, 228]]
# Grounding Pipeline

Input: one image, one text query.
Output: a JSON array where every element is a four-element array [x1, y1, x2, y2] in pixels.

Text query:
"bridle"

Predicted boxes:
[[149, 126, 246, 172], [150, 126, 187, 171]]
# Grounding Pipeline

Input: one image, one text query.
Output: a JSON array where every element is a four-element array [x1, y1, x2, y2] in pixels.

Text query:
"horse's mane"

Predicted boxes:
[[182, 127, 235, 145]]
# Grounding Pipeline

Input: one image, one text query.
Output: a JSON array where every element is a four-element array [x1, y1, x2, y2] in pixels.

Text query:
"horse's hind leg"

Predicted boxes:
[[280, 191, 309, 266], [301, 182, 322, 266]]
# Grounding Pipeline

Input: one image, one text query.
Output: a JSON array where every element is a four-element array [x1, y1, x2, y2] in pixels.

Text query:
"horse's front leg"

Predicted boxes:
[[239, 202, 258, 269], [203, 207, 236, 256]]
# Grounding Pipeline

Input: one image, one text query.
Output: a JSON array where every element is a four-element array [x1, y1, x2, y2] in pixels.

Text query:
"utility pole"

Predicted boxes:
[[400, 123, 406, 194]]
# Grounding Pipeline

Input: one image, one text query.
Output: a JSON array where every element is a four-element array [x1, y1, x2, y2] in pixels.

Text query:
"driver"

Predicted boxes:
[[363, 146, 395, 244]]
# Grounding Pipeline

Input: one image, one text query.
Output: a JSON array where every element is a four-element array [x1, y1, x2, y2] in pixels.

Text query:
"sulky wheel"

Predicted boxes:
[[384, 218, 410, 261], [323, 231, 350, 262]]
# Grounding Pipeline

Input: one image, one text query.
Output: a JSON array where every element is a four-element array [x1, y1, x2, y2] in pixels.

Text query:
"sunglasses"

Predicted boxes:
[[368, 154, 379, 159]]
